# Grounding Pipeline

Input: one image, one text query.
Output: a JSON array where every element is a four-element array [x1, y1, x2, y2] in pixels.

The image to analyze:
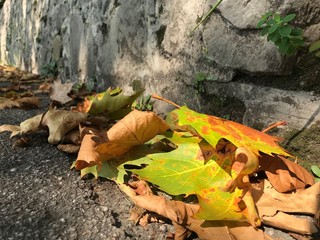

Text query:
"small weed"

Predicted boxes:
[[193, 72, 217, 94], [40, 61, 58, 78], [257, 12, 304, 56], [134, 95, 153, 111], [311, 165, 320, 182], [309, 40, 320, 58]]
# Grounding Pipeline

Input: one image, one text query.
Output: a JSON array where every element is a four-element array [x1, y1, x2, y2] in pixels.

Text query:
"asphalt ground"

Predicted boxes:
[[0, 100, 172, 240]]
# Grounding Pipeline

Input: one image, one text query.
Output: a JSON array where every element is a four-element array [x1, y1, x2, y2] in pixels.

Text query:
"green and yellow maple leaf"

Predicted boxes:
[[133, 132, 260, 225], [166, 106, 290, 157], [76, 87, 144, 119]]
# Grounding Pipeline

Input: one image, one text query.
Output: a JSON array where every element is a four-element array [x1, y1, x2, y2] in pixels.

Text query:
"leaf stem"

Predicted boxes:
[[262, 121, 287, 133], [190, 0, 224, 35], [151, 94, 181, 109]]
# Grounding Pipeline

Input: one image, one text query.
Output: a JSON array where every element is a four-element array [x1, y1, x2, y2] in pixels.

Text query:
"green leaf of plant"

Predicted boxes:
[[260, 27, 269, 36], [195, 72, 207, 82], [290, 28, 303, 37], [279, 25, 292, 37], [266, 19, 276, 26], [262, 11, 273, 20], [278, 37, 290, 53], [290, 37, 305, 46], [282, 13, 296, 23], [257, 19, 265, 28], [285, 45, 296, 56], [309, 40, 320, 53], [263, 12, 273, 19], [268, 24, 279, 35], [311, 165, 320, 178], [274, 13, 281, 23], [269, 31, 281, 43], [166, 106, 290, 157]]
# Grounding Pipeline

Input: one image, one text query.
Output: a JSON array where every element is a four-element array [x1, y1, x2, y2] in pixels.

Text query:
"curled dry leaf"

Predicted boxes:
[[49, 79, 73, 104], [252, 180, 320, 217], [75, 110, 169, 170], [41, 109, 88, 144], [0, 109, 87, 145], [0, 113, 43, 137], [258, 154, 314, 192], [120, 183, 267, 240], [252, 180, 320, 235], [0, 96, 40, 109], [262, 212, 318, 235]]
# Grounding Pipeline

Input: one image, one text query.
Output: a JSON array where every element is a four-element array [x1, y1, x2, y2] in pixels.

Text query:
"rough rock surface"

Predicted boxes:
[[0, 0, 320, 129], [206, 82, 320, 129]]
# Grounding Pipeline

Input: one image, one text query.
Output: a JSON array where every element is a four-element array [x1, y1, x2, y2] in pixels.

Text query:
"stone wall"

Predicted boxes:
[[0, 0, 320, 130]]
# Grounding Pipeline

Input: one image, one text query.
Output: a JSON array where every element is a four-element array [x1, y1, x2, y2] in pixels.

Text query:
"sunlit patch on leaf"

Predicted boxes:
[[167, 106, 290, 157]]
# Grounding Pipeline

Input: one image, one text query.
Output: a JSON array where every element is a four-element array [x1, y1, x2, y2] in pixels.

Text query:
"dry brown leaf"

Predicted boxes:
[[288, 233, 313, 240], [49, 79, 73, 104], [0, 84, 21, 92], [129, 205, 146, 225], [258, 154, 314, 192], [20, 73, 40, 81], [42, 109, 87, 144], [37, 82, 52, 93], [0, 109, 87, 145], [120, 183, 267, 240], [74, 134, 101, 169], [63, 129, 81, 145], [252, 180, 320, 235], [106, 110, 169, 146], [315, 210, 320, 229], [0, 96, 40, 109], [75, 110, 169, 170], [0, 125, 22, 136], [0, 113, 43, 137], [12, 137, 31, 148], [252, 180, 320, 217], [57, 144, 80, 154], [262, 212, 318, 235]]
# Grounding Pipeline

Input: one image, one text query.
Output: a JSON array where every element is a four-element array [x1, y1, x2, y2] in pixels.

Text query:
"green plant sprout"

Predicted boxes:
[[193, 72, 217, 94], [309, 40, 320, 58], [134, 95, 153, 111], [257, 12, 304, 56], [40, 61, 58, 77], [311, 165, 320, 182]]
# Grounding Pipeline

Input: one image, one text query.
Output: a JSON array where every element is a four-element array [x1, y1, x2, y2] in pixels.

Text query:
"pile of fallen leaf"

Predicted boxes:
[[0, 65, 319, 240]]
